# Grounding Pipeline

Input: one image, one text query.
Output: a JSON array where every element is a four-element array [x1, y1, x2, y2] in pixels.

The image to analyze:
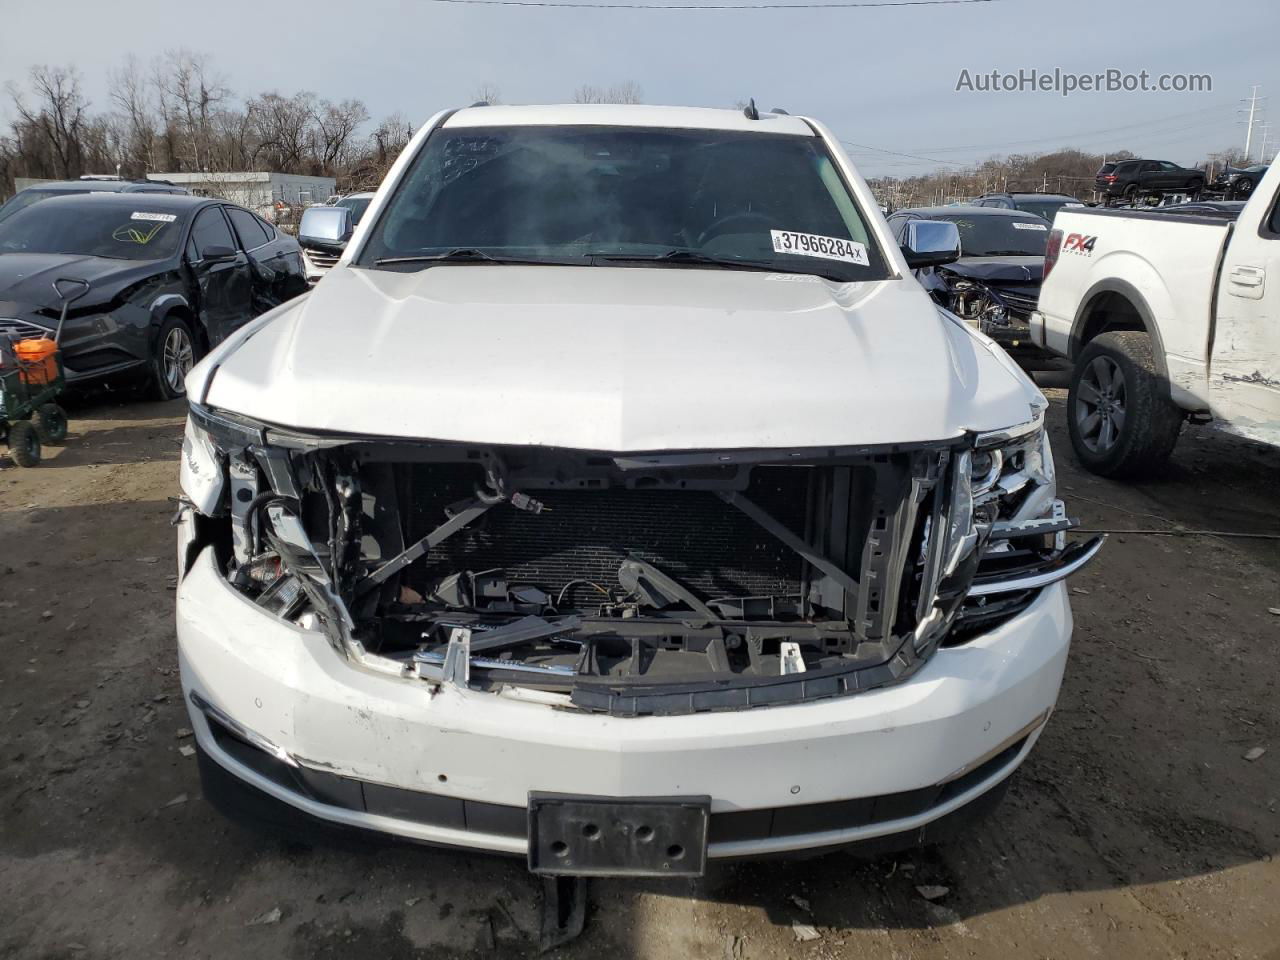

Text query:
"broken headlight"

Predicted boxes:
[[946, 408, 1102, 641], [971, 411, 1055, 523], [180, 414, 226, 516]]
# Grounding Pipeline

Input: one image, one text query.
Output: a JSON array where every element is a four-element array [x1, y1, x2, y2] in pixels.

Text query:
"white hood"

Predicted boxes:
[[194, 265, 1040, 451]]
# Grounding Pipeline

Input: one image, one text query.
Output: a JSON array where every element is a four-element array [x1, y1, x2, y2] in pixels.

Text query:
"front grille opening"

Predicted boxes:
[[245, 441, 960, 712]]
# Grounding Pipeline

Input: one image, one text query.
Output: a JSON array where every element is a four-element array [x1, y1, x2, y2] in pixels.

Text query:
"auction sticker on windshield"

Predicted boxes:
[[131, 212, 177, 223], [771, 230, 869, 266], [1012, 222, 1048, 231]]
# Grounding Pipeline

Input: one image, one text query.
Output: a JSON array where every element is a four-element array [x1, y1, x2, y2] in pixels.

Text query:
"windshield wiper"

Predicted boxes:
[[592, 249, 848, 281], [593, 250, 776, 272], [373, 249, 586, 268]]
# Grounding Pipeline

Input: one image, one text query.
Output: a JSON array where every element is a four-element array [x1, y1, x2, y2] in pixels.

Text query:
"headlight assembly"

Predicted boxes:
[[947, 411, 1103, 617], [179, 414, 225, 515]]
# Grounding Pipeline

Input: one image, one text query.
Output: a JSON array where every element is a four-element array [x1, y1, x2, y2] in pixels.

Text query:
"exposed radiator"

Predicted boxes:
[[404, 465, 811, 598]]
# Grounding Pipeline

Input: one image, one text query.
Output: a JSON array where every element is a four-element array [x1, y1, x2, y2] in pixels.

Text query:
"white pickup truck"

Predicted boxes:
[[1031, 165, 1280, 477]]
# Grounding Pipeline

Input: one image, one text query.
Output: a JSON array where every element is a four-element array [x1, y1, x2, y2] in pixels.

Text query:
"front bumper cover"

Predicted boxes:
[[178, 543, 1072, 859]]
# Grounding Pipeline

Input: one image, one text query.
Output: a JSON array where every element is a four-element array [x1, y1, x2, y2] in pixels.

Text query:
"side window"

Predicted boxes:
[[255, 215, 277, 241], [227, 207, 271, 249], [1140, 161, 1159, 173], [188, 207, 236, 259], [1266, 192, 1280, 237]]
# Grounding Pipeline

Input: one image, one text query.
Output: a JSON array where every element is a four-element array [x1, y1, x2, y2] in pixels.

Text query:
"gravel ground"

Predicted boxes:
[[1, 388, 1277, 959]]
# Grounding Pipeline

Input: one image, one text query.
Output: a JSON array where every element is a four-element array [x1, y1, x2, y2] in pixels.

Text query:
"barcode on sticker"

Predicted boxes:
[[770, 230, 868, 266], [131, 212, 177, 223], [1012, 222, 1048, 231]]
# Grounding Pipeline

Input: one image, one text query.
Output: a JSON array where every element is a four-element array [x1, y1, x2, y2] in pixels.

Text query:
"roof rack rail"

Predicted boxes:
[[771, 107, 789, 115], [469, 100, 490, 108]]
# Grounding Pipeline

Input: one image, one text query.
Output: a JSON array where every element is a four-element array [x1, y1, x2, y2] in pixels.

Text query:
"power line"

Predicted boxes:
[[837, 139, 968, 166], [909, 100, 1235, 154], [424, 0, 995, 8]]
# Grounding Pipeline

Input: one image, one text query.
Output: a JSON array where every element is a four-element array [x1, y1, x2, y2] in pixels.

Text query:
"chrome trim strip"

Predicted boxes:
[[188, 689, 299, 768], [967, 536, 1105, 597]]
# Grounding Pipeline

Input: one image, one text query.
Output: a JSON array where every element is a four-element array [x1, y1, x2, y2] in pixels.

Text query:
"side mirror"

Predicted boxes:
[[298, 206, 353, 248], [202, 245, 237, 263], [900, 220, 961, 269]]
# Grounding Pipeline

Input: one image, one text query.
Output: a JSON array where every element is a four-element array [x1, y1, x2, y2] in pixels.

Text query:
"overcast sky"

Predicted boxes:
[[0, 0, 1272, 177]]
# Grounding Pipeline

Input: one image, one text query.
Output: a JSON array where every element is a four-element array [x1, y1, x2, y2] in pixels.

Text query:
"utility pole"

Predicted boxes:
[[1242, 85, 1264, 159], [1257, 121, 1272, 164]]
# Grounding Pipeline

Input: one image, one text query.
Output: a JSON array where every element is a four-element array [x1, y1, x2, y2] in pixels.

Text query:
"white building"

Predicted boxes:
[[150, 171, 337, 214]]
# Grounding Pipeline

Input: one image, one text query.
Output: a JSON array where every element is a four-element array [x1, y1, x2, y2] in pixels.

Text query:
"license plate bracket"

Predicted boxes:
[[527, 793, 711, 877]]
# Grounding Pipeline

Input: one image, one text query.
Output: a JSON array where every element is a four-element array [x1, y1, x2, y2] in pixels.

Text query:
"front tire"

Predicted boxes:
[[7, 420, 41, 467], [1068, 331, 1183, 478], [1234, 178, 1253, 200], [151, 316, 198, 400]]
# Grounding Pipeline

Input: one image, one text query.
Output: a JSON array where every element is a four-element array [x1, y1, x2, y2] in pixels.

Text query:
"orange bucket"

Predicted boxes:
[[14, 337, 59, 385]]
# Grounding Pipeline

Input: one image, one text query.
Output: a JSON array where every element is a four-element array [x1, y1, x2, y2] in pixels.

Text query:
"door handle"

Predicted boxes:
[[1228, 265, 1264, 287]]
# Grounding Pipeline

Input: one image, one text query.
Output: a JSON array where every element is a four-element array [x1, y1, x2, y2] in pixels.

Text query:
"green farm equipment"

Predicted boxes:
[[0, 278, 85, 467]]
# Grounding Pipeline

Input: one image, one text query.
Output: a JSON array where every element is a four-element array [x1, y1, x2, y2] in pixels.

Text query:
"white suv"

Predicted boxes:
[[175, 104, 1099, 878]]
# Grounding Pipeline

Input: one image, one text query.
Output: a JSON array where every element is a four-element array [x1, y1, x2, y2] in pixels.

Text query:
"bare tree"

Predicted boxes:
[[573, 81, 643, 105], [313, 98, 371, 171], [371, 112, 413, 166], [7, 65, 89, 179], [108, 55, 159, 176], [249, 91, 316, 173], [157, 50, 229, 171]]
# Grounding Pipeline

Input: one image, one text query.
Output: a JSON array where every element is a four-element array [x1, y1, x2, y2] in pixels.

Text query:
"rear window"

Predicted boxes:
[[1098, 163, 1117, 175]]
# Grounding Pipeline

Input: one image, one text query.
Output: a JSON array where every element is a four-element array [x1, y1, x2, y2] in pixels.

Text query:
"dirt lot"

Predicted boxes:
[[1, 387, 1277, 960]]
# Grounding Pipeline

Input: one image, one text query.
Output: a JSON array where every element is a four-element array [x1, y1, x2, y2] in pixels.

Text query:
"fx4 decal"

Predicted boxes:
[[1063, 233, 1097, 256]]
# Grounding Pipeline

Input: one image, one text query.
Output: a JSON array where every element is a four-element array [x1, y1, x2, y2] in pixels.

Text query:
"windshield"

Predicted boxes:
[[940, 214, 1051, 257], [0, 189, 61, 226], [0, 201, 184, 260], [1013, 198, 1079, 221], [357, 125, 889, 281], [337, 196, 373, 225]]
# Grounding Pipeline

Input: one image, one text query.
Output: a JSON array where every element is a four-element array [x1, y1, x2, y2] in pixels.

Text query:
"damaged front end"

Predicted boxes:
[[921, 266, 1041, 349], [178, 403, 1101, 717]]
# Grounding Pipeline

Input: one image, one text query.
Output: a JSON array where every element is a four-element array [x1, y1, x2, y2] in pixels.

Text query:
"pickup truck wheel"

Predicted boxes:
[[1068, 331, 1182, 478], [1234, 178, 1253, 200]]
